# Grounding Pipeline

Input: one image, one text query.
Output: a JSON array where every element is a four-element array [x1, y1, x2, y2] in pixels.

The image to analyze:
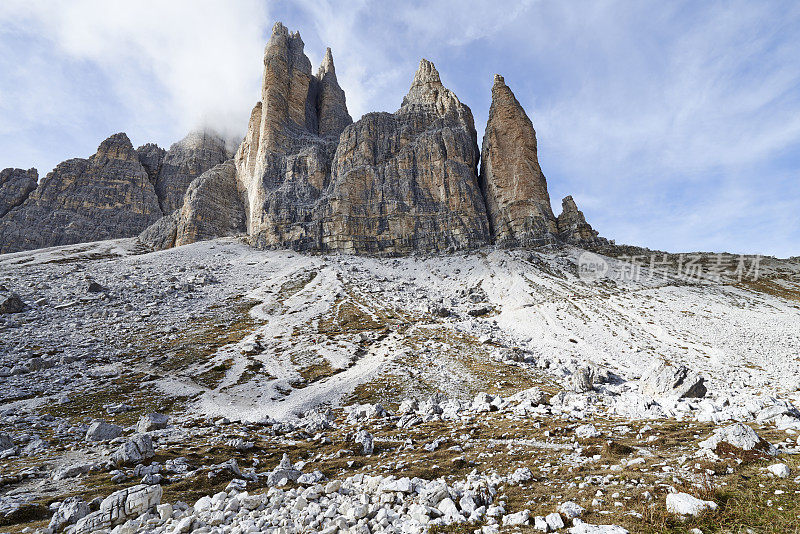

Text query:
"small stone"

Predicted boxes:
[[666, 492, 718, 516], [768, 463, 790, 478], [545, 512, 565, 530]]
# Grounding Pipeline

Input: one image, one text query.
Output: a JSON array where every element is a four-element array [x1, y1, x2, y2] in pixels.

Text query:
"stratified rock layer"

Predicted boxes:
[[0, 168, 38, 217], [154, 131, 231, 214], [556, 196, 606, 246], [479, 75, 557, 247], [0, 134, 162, 253]]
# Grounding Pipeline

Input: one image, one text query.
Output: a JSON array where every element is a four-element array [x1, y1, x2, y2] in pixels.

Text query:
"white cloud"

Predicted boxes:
[[0, 0, 270, 145]]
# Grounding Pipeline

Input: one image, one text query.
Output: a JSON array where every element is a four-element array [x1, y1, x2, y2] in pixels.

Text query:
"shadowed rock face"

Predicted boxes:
[[175, 161, 246, 246], [0, 133, 162, 254], [135, 143, 166, 184], [154, 131, 231, 214], [140, 161, 246, 250], [556, 195, 606, 246], [0, 168, 38, 218], [479, 75, 557, 247]]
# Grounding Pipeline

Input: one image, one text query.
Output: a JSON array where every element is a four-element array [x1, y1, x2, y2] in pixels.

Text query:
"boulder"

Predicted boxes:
[[112, 434, 155, 465], [74, 484, 161, 534], [355, 429, 374, 455], [698, 423, 776, 454], [48, 497, 90, 532], [85, 420, 123, 441], [566, 366, 595, 393], [568, 519, 629, 533], [639, 361, 706, 399], [665, 492, 717, 516], [136, 413, 169, 433], [0, 292, 25, 314], [502, 509, 530, 526], [53, 462, 95, 481], [0, 433, 15, 451], [266, 453, 301, 485]]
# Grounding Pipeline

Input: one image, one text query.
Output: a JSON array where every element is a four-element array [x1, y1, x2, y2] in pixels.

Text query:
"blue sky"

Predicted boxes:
[[1, 1, 799, 256]]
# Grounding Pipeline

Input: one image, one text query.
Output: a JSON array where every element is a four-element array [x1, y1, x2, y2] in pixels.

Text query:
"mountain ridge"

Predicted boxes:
[[0, 22, 605, 256]]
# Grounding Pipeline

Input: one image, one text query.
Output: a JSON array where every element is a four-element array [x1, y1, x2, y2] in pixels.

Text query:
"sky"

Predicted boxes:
[[1, 1, 799, 257]]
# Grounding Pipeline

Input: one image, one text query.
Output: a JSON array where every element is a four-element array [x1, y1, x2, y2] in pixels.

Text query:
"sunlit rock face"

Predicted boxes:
[[236, 23, 489, 254], [479, 75, 558, 247]]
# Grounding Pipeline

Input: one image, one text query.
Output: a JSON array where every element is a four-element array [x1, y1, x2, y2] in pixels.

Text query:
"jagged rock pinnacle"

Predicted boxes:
[[318, 47, 335, 77], [479, 74, 558, 247], [315, 47, 352, 138], [556, 195, 606, 245]]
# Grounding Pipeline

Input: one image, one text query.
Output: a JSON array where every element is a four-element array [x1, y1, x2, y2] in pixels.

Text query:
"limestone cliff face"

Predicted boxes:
[[321, 60, 490, 253], [174, 161, 245, 246], [556, 196, 606, 245], [0, 168, 38, 218], [0, 133, 162, 253], [235, 22, 350, 250], [154, 130, 231, 214], [140, 161, 246, 250], [235, 24, 488, 253], [479, 75, 557, 247]]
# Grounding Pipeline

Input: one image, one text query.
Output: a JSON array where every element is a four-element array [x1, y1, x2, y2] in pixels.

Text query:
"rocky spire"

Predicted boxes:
[[322, 57, 489, 253], [258, 22, 316, 152], [479, 75, 557, 247], [314, 47, 352, 138], [556, 195, 606, 245], [400, 59, 473, 127], [0, 168, 38, 218], [402, 58, 443, 105]]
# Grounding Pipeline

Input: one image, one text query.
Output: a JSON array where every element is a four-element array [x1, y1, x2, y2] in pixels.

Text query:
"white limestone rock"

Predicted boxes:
[[666, 492, 717, 516]]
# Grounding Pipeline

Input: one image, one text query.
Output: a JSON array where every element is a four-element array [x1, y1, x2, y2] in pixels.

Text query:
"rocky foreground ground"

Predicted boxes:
[[1, 238, 799, 533]]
